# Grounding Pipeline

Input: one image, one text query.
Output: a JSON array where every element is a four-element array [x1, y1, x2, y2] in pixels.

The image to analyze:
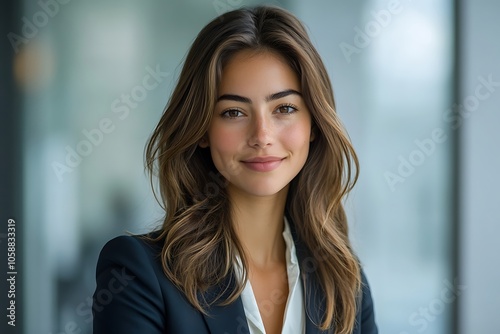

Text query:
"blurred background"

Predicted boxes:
[[1, 0, 499, 333]]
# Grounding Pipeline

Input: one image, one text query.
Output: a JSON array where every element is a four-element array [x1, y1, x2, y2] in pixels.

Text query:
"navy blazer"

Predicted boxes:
[[93, 225, 378, 334]]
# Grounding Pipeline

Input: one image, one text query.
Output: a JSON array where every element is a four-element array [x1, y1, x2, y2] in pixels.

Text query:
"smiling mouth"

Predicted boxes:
[[241, 157, 285, 172]]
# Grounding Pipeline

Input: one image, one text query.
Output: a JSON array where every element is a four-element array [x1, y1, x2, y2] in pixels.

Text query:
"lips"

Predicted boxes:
[[241, 156, 284, 172]]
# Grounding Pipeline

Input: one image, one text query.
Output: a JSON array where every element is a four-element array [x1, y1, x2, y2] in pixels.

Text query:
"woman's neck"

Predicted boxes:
[[229, 186, 288, 269]]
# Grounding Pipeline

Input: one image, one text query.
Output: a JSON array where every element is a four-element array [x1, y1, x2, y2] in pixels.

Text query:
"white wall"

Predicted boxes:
[[459, 0, 500, 333]]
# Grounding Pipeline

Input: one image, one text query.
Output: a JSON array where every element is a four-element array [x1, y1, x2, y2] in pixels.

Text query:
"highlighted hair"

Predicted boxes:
[[145, 6, 360, 333]]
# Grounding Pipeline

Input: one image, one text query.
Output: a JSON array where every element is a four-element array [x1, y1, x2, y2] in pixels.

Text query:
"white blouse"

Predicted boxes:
[[236, 217, 305, 334]]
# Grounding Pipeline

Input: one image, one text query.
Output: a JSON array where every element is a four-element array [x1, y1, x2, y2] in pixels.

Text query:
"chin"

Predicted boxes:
[[234, 182, 290, 198]]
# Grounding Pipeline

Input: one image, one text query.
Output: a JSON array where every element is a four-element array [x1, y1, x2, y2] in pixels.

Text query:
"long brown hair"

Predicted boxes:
[[145, 6, 360, 333]]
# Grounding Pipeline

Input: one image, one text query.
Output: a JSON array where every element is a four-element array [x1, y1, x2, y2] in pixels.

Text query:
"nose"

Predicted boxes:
[[248, 113, 273, 148]]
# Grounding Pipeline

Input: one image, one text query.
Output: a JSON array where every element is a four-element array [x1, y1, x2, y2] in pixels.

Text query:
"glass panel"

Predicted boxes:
[[293, 0, 454, 333]]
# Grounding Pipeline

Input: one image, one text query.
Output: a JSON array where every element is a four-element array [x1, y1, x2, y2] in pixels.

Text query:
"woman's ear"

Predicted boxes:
[[199, 136, 209, 148]]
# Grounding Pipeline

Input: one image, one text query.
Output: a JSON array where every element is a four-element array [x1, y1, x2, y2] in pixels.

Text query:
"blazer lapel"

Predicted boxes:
[[202, 272, 251, 334], [200, 215, 334, 334], [301, 271, 332, 334], [288, 215, 334, 334]]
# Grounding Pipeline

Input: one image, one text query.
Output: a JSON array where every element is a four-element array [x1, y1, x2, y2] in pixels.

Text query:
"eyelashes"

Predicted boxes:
[[275, 103, 298, 114], [220, 108, 244, 118], [219, 103, 299, 119]]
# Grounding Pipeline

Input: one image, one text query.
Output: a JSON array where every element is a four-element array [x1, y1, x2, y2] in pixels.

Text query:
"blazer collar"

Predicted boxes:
[[202, 271, 250, 334], [201, 215, 332, 334]]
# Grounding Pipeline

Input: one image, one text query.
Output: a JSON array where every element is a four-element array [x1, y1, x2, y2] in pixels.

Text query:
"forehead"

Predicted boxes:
[[218, 50, 301, 96]]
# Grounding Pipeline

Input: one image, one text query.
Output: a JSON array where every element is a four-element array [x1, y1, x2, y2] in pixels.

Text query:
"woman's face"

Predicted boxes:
[[201, 50, 313, 199]]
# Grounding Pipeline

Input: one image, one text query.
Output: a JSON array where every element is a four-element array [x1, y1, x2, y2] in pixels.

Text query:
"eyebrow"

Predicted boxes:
[[216, 89, 302, 103]]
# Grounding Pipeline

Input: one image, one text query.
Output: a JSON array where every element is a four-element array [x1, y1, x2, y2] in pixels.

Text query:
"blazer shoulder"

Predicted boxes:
[[93, 233, 168, 334], [98, 233, 159, 260], [356, 268, 378, 334], [96, 234, 163, 274]]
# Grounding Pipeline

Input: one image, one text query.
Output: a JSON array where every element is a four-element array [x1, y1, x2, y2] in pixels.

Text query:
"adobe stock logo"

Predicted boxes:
[[51, 65, 169, 182], [47, 267, 136, 334], [213, 0, 243, 16], [384, 74, 499, 191], [7, 0, 73, 53], [76, 268, 135, 323], [339, 0, 411, 63], [399, 278, 466, 334]]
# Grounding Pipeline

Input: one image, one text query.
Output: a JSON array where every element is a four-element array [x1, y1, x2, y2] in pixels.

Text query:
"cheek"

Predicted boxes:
[[207, 125, 246, 179], [207, 125, 242, 159], [281, 121, 312, 150]]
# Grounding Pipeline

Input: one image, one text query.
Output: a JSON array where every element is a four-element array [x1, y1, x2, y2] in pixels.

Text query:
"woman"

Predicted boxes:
[[93, 5, 377, 334]]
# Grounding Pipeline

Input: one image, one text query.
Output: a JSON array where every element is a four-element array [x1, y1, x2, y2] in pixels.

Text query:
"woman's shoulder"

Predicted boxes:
[[101, 230, 162, 250], [93, 231, 187, 333], [95, 231, 164, 276], [356, 268, 378, 334]]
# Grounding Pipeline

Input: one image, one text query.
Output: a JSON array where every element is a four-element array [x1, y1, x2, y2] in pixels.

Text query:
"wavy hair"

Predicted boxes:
[[145, 6, 360, 333]]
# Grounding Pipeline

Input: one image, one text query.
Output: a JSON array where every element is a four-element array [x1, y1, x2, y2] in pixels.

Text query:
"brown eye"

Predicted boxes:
[[276, 104, 298, 114], [221, 109, 244, 118]]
